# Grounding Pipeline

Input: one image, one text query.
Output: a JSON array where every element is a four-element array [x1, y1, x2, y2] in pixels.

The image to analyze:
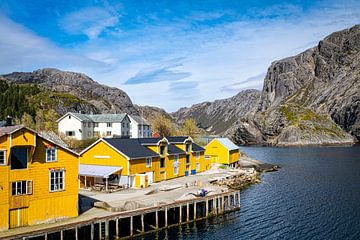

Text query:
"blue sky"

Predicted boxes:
[[0, 0, 359, 112]]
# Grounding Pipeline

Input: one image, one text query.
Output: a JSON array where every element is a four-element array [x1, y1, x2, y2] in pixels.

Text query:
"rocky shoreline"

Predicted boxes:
[[214, 154, 279, 190]]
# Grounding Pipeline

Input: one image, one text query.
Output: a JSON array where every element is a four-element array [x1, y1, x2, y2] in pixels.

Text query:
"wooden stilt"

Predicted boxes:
[[194, 202, 197, 220], [75, 227, 78, 240], [130, 216, 133, 236], [99, 222, 102, 240], [179, 205, 182, 223], [186, 202, 190, 222], [115, 218, 119, 239], [206, 199, 209, 217], [91, 223, 94, 240], [60, 230, 63, 240], [141, 214, 145, 232], [228, 195, 230, 211], [105, 221, 109, 240], [165, 207, 168, 227], [155, 210, 159, 229], [44, 233, 48, 240]]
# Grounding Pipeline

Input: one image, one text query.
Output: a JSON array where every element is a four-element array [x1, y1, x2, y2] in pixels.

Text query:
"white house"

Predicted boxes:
[[128, 115, 152, 138], [57, 112, 131, 140]]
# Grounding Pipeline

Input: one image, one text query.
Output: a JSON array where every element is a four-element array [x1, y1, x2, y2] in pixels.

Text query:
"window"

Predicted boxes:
[[160, 158, 165, 168], [127, 123, 129, 128], [83, 122, 86, 127], [11, 147, 28, 170], [94, 131, 100, 137], [196, 163, 200, 171], [107, 122, 112, 127], [68, 116, 71, 119], [186, 155, 190, 164], [122, 122, 125, 128], [11, 181, 32, 195], [0, 150, 5, 165], [50, 169, 65, 192], [66, 131, 75, 137], [46, 148, 57, 162], [160, 146, 165, 155], [106, 131, 112, 136], [196, 152, 200, 160], [88, 122, 91, 128], [186, 143, 191, 152], [88, 131, 92, 137], [174, 155, 179, 175], [146, 157, 152, 167], [94, 123, 99, 127], [126, 131, 129, 135], [205, 155, 210, 160]]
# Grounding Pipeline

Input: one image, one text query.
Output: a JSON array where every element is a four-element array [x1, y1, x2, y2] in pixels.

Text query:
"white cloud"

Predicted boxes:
[[59, 7, 120, 39], [0, 15, 111, 74]]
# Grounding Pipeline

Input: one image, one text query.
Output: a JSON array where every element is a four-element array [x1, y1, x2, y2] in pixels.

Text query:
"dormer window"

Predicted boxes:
[[160, 146, 166, 155]]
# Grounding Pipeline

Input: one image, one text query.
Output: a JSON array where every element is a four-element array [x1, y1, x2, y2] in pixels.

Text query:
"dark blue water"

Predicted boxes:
[[138, 145, 360, 240]]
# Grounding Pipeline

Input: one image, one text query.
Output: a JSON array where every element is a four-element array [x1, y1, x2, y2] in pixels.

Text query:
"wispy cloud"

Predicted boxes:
[[59, 6, 121, 39], [169, 81, 199, 100], [221, 73, 266, 92], [124, 58, 191, 85], [0, 14, 111, 74]]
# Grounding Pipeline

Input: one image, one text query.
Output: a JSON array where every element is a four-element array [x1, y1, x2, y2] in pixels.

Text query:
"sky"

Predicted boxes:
[[0, 1, 360, 112]]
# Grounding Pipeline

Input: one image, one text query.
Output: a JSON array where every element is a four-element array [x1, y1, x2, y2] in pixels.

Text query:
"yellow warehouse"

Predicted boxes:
[[79, 136, 209, 189], [0, 124, 79, 231], [205, 138, 240, 167]]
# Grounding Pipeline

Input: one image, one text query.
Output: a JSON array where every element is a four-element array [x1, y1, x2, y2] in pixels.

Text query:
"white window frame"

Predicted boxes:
[[0, 150, 6, 165], [196, 162, 200, 171], [49, 169, 65, 192], [107, 122, 112, 127], [196, 152, 200, 160], [11, 180, 32, 196], [46, 147, 57, 163], [146, 157, 152, 167], [174, 154, 179, 175]]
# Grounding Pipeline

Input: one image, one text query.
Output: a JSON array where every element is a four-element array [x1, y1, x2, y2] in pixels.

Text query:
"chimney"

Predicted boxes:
[[5, 116, 13, 126]]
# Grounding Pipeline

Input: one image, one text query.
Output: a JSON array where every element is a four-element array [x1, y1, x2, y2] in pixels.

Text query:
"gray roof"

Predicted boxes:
[[129, 115, 150, 125], [65, 112, 127, 123], [215, 138, 239, 151], [38, 131, 69, 149], [0, 125, 24, 137]]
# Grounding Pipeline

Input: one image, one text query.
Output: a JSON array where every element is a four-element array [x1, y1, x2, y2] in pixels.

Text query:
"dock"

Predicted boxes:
[[0, 190, 240, 240]]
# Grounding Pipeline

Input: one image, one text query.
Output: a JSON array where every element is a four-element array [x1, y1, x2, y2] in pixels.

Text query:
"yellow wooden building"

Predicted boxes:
[[79, 136, 209, 189], [205, 138, 240, 167], [0, 125, 79, 231]]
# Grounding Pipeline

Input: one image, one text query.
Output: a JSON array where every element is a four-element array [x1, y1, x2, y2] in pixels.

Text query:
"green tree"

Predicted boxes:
[[180, 118, 198, 137], [20, 112, 35, 129]]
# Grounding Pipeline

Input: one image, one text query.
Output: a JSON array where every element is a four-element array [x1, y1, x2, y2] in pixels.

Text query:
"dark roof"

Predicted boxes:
[[192, 143, 205, 152], [103, 138, 158, 159], [168, 144, 186, 155], [138, 137, 163, 145], [166, 136, 189, 143]]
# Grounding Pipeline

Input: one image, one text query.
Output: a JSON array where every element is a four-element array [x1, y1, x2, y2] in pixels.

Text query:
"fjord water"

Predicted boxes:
[[138, 145, 360, 240]]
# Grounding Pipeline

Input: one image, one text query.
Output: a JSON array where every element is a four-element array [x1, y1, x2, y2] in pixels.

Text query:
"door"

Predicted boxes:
[[145, 172, 154, 184], [9, 208, 28, 228]]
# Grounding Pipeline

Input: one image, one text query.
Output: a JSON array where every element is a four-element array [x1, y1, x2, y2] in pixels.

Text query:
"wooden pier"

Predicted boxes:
[[2, 190, 240, 240]]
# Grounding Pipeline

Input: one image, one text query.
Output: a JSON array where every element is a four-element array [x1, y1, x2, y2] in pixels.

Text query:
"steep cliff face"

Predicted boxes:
[[232, 24, 360, 145], [172, 89, 261, 134], [2, 68, 138, 115]]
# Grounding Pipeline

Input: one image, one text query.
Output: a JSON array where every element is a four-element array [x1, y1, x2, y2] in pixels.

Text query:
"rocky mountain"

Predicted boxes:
[[230, 25, 360, 145], [173, 24, 360, 146], [1, 68, 138, 116], [172, 89, 261, 134]]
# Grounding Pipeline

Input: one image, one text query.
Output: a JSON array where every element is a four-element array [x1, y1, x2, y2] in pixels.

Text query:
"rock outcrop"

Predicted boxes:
[[2, 68, 138, 115], [172, 89, 261, 134]]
